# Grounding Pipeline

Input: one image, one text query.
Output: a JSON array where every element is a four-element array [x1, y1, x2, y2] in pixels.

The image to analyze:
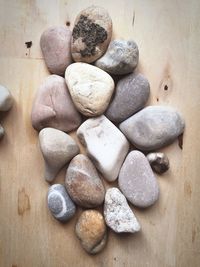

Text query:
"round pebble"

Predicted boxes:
[[75, 210, 107, 254], [65, 154, 105, 208], [71, 6, 112, 63], [95, 39, 139, 75], [147, 152, 170, 174], [0, 85, 13, 112], [47, 184, 76, 222]]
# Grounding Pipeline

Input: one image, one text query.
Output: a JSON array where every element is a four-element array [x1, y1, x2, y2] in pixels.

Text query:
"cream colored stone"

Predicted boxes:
[[0, 85, 13, 112]]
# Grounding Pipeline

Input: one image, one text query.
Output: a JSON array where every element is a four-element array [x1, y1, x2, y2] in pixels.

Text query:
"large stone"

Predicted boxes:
[[39, 128, 79, 182], [119, 106, 185, 151], [65, 154, 105, 208], [31, 75, 82, 132], [77, 115, 129, 182], [119, 150, 159, 208], [75, 210, 107, 254], [47, 184, 76, 222], [40, 26, 72, 76], [71, 6, 112, 63], [104, 188, 141, 233], [0, 85, 13, 112], [65, 63, 114, 117], [95, 40, 139, 75], [106, 73, 150, 122]]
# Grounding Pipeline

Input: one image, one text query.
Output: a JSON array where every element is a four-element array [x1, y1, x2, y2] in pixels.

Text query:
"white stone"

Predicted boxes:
[[65, 63, 114, 117], [0, 85, 13, 111], [77, 115, 129, 182], [104, 188, 141, 233]]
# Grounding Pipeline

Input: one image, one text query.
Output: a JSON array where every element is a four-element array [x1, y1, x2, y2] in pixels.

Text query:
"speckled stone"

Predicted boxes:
[[39, 127, 79, 182], [104, 188, 141, 233], [0, 85, 13, 112], [119, 150, 159, 208], [65, 63, 114, 117], [95, 40, 139, 75], [71, 6, 112, 63], [47, 184, 76, 222], [119, 106, 185, 151], [147, 152, 170, 174], [40, 26, 72, 76], [77, 115, 129, 182], [31, 75, 82, 132], [0, 124, 4, 140], [75, 210, 107, 254], [65, 154, 105, 208], [106, 73, 150, 122]]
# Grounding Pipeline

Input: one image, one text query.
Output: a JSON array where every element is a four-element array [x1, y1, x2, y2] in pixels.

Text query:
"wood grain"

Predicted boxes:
[[0, 1, 200, 266]]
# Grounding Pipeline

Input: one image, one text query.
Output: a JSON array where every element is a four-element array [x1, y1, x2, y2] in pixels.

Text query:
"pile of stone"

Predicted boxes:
[[31, 6, 185, 254]]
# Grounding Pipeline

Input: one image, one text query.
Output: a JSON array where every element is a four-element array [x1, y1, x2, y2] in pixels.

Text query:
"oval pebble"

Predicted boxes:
[[95, 40, 139, 75], [119, 150, 159, 208], [71, 6, 112, 63], [75, 210, 107, 254], [40, 26, 72, 76], [0, 85, 13, 112], [47, 184, 76, 222], [106, 73, 150, 122], [119, 106, 185, 151], [65, 154, 105, 208], [65, 63, 114, 117], [104, 188, 141, 233]]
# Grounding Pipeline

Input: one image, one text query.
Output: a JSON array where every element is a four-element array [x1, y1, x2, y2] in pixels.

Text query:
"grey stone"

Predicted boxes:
[[95, 40, 139, 75], [65, 154, 105, 208], [119, 106, 185, 151], [0, 85, 13, 112], [104, 188, 141, 233], [147, 152, 170, 174], [0, 124, 4, 140], [47, 184, 76, 222], [119, 150, 159, 208], [106, 73, 150, 122]]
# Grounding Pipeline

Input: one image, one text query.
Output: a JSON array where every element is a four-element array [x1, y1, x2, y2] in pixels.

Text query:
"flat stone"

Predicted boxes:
[[31, 75, 82, 132], [147, 152, 170, 174], [0, 124, 4, 140], [106, 73, 150, 122], [104, 188, 141, 233], [0, 85, 13, 112], [65, 63, 114, 117], [47, 184, 76, 222], [40, 26, 72, 76], [119, 150, 159, 208], [77, 115, 129, 182], [39, 127, 79, 182], [119, 106, 185, 151], [71, 6, 112, 63], [65, 154, 105, 208], [75, 210, 107, 254], [95, 40, 139, 75]]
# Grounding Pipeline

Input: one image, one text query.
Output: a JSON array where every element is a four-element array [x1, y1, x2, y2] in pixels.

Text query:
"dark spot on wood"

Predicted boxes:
[[184, 181, 192, 198], [18, 187, 31, 216], [72, 15, 107, 57], [192, 229, 196, 243], [164, 85, 168, 90], [114, 257, 117, 261], [132, 10, 135, 27], [25, 41, 32, 48], [178, 133, 183, 149], [66, 21, 70, 26], [156, 97, 159, 102], [25, 53, 28, 56], [12, 265, 17, 267]]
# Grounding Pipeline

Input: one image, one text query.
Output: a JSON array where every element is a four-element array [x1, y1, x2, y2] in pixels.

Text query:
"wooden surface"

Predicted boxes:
[[0, 1, 200, 266]]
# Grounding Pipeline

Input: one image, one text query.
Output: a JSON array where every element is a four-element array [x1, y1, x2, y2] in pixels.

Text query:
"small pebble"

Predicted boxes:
[[0, 85, 13, 112], [119, 150, 159, 208], [65, 63, 114, 117], [95, 40, 139, 75], [31, 75, 82, 132], [47, 184, 76, 222], [106, 73, 150, 122], [119, 106, 185, 151], [75, 210, 107, 254], [0, 124, 5, 140], [40, 26, 72, 76], [65, 154, 105, 208], [77, 115, 129, 182], [39, 127, 79, 182], [71, 6, 112, 63], [104, 188, 141, 233], [147, 152, 169, 174]]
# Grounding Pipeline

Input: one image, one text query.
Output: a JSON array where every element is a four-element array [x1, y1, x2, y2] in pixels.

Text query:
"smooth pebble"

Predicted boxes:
[[0, 85, 13, 112], [147, 152, 169, 174]]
